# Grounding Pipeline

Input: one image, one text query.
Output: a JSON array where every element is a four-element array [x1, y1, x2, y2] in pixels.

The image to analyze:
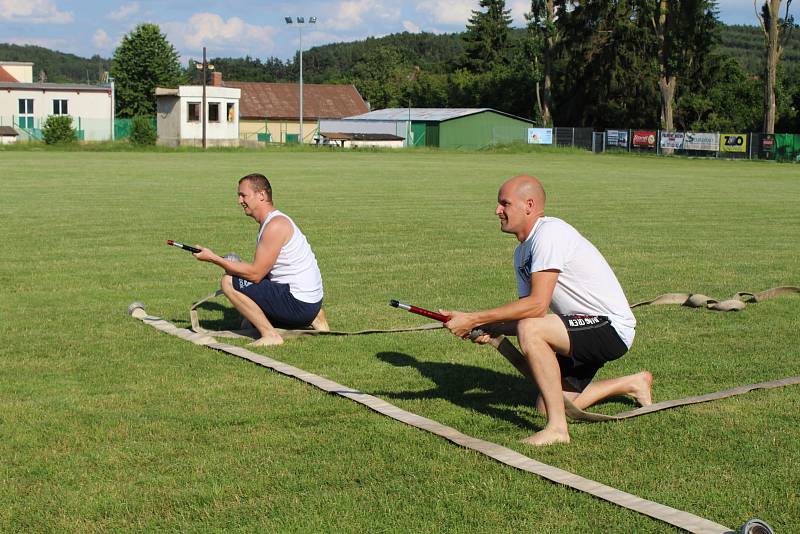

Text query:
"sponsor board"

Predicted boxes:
[[606, 129, 628, 148], [632, 130, 657, 148], [720, 133, 748, 153], [527, 128, 553, 145], [684, 132, 719, 151], [660, 131, 685, 149]]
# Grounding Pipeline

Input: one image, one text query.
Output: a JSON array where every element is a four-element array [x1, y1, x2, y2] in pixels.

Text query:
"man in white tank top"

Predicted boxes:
[[193, 173, 328, 346], [442, 175, 652, 446]]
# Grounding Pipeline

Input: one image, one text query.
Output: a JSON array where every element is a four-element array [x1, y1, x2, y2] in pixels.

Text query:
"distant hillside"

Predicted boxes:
[[2, 23, 797, 86], [719, 24, 800, 74], [0, 43, 110, 83], [300, 31, 465, 83]]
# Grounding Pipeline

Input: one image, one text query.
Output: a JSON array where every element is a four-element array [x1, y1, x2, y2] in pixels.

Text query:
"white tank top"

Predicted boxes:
[[257, 210, 324, 303]]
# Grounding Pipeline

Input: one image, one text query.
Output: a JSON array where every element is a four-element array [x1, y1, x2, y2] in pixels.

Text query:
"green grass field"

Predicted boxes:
[[1, 147, 798, 532]]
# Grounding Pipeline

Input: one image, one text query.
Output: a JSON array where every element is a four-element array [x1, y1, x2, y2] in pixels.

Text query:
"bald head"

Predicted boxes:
[[496, 175, 547, 241], [504, 175, 546, 210]]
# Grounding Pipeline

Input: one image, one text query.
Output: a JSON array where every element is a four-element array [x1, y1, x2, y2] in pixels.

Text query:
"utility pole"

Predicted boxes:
[[195, 47, 214, 148]]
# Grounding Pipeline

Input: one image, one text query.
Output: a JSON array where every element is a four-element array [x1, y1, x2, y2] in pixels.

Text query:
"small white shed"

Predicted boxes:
[[156, 86, 240, 147]]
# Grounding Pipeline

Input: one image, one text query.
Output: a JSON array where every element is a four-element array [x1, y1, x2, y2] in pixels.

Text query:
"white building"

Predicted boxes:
[[155, 86, 241, 147], [0, 61, 114, 141]]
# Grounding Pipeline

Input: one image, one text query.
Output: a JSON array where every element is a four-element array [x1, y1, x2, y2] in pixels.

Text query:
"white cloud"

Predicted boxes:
[[415, 0, 474, 26], [92, 29, 114, 50], [107, 2, 139, 21], [163, 13, 276, 54], [327, 0, 401, 31], [0, 0, 73, 24], [403, 20, 420, 33], [509, 0, 530, 25]]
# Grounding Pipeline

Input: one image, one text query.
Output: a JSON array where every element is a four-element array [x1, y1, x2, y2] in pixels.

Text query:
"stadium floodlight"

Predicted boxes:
[[285, 16, 317, 144]]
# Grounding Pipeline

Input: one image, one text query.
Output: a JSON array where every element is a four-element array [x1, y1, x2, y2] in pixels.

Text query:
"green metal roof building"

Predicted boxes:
[[344, 108, 533, 149]]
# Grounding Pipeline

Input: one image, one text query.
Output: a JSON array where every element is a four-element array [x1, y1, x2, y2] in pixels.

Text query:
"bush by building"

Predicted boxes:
[[130, 115, 157, 145], [42, 115, 77, 144]]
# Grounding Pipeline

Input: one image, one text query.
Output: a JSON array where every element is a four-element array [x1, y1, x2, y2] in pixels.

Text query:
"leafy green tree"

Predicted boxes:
[[653, 0, 720, 132], [111, 23, 184, 118], [776, 63, 800, 131], [674, 55, 761, 131], [525, 0, 559, 125], [463, 0, 514, 73], [351, 46, 410, 109], [554, 0, 660, 128], [42, 115, 77, 144]]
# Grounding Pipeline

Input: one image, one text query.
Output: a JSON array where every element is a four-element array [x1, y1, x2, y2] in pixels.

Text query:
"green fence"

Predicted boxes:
[[775, 133, 800, 162], [114, 117, 156, 140]]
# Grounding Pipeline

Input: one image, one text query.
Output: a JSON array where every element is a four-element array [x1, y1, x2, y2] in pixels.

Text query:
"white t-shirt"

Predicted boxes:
[[514, 216, 636, 347], [257, 210, 324, 303]]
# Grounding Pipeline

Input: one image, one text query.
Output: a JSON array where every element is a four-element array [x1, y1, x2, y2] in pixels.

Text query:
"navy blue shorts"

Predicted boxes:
[[232, 276, 321, 328], [556, 314, 628, 392]]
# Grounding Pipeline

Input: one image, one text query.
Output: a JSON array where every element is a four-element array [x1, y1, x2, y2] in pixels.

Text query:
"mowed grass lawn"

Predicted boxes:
[[1, 148, 798, 533]]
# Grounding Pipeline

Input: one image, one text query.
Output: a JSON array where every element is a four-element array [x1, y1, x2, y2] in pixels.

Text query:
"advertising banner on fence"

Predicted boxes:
[[606, 130, 628, 148], [632, 130, 657, 148], [719, 133, 748, 153], [660, 131, 685, 149], [684, 132, 719, 151], [527, 128, 553, 144]]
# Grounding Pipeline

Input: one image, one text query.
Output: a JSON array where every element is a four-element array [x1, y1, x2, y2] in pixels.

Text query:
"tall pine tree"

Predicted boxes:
[[463, 0, 514, 73]]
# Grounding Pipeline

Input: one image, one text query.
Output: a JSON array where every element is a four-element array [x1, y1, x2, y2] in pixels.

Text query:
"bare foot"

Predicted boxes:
[[630, 371, 653, 406], [522, 427, 570, 446], [248, 333, 284, 347], [311, 309, 330, 332]]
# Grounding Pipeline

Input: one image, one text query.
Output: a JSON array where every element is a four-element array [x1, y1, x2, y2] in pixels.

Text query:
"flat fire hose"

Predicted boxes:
[[630, 286, 799, 312], [189, 290, 444, 338], [188, 287, 800, 423], [128, 302, 741, 534]]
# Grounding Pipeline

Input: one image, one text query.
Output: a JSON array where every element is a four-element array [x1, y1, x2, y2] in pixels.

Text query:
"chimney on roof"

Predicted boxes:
[[211, 72, 222, 87]]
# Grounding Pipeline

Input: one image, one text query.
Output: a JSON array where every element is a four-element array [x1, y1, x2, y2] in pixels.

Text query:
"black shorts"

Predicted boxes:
[[233, 276, 321, 328], [556, 314, 628, 393]]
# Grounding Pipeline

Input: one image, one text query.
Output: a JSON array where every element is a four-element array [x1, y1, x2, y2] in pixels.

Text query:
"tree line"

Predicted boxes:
[[3, 1, 797, 133], [201, 2, 800, 134]]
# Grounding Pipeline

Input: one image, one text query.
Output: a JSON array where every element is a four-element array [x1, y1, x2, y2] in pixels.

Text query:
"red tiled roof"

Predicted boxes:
[[223, 81, 369, 120], [0, 66, 18, 82]]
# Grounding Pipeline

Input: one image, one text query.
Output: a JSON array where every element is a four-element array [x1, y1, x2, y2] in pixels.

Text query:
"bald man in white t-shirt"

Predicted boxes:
[[443, 175, 652, 446]]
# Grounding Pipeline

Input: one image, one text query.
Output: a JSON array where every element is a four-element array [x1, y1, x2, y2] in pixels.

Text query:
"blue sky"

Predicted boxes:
[[1, 1, 792, 65]]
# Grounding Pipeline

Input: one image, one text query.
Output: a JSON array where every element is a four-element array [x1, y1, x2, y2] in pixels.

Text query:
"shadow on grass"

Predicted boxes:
[[172, 301, 241, 330], [375, 351, 541, 431]]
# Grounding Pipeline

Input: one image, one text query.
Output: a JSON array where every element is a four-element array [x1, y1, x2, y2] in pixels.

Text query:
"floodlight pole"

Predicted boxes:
[[286, 16, 316, 144]]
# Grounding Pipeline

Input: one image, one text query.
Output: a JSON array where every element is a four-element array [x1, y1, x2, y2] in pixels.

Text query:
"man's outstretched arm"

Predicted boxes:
[[443, 270, 559, 338], [192, 217, 291, 282]]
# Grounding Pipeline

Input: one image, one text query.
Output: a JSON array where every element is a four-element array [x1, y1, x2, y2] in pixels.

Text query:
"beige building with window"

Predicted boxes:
[[0, 61, 114, 141], [155, 85, 240, 146]]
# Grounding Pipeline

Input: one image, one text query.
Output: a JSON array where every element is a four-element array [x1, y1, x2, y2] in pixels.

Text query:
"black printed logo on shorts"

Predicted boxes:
[[568, 316, 599, 327]]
